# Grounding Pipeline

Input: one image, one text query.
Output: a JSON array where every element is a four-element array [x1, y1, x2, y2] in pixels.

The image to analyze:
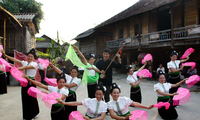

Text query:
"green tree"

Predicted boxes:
[[0, 0, 44, 29]]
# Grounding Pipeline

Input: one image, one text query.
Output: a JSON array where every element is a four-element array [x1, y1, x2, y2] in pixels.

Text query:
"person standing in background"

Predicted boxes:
[[38, 63, 45, 84]]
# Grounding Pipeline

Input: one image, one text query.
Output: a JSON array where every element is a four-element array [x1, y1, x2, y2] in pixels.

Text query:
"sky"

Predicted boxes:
[[36, 0, 139, 44]]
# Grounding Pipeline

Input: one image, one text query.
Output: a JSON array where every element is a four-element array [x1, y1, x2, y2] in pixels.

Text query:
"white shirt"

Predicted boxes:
[[157, 67, 165, 73], [48, 86, 69, 102], [82, 63, 97, 76], [82, 98, 107, 118], [108, 97, 132, 115], [154, 82, 172, 97], [167, 60, 180, 72], [65, 74, 81, 92], [38, 63, 44, 70], [21, 61, 38, 77], [126, 71, 138, 84]]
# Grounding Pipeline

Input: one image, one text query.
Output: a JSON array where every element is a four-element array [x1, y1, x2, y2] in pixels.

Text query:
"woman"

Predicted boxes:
[[2, 48, 39, 120], [49, 63, 81, 119], [154, 70, 188, 119], [22, 73, 69, 120], [126, 61, 147, 103], [108, 83, 154, 120], [56, 82, 107, 120], [72, 44, 100, 98], [167, 50, 190, 100]]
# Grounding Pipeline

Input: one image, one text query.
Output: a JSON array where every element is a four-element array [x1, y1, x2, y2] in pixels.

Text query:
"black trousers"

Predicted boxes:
[[0, 73, 7, 94], [104, 86, 111, 102], [22, 83, 39, 120], [130, 86, 142, 103], [39, 70, 45, 83], [65, 92, 77, 119], [157, 98, 178, 119], [51, 105, 66, 120], [87, 83, 97, 98]]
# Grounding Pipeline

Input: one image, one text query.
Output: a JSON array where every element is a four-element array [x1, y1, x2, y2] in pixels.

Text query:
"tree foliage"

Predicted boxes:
[[0, 0, 44, 29]]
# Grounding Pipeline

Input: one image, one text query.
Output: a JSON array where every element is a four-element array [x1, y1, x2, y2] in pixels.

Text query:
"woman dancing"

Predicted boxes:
[[154, 70, 188, 119], [126, 61, 147, 103], [108, 83, 154, 120], [22, 73, 69, 120], [56, 82, 107, 120], [2, 48, 39, 120]]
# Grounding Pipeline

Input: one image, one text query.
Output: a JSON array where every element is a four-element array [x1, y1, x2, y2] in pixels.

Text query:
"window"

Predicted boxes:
[[134, 23, 142, 36]]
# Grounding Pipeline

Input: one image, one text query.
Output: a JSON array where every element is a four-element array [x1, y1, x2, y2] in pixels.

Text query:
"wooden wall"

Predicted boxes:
[[173, 0, 183, 28], [148, 9, 158, 33], [142, 12, 149, 34], [185, 0, 197, 26]]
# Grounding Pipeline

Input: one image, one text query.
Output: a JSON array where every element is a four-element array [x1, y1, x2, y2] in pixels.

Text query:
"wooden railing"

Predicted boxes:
[[106, 25, 200, 48]]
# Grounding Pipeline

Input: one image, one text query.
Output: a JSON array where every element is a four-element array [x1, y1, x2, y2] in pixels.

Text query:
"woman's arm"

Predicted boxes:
[[130, 76, 142, 87], [131, 101, 154, 109], [137, 61, 147, 72], [180, 54, 190, 63], [49, 62, 62, 74], [92, 67, 101, 73], [90, 112, 106, 120], [18, 65, 35, 70], [22, 74, 48, 90], [64, 83, 77, 88], [109, 109, 129, 120], [72, 44, 87, 65], [156, 89, 178, 96], [171, 78, 187, 88], [169, 65, 184, 73], [2, 50, 22, 65], [56, 98, 82, 106]]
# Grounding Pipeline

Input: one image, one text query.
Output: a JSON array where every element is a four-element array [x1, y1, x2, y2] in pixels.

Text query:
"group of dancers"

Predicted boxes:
[[0, 45, 192, 120]]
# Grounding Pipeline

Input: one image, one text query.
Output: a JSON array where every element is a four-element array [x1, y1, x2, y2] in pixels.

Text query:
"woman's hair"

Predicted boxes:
[[110, 83, 121, 93], [86, 53, 95, 60], [170, 50, 178, 56], [125, 65, 132, 73], [95, 82, 106, 94], [57, 73, 66, 82], [158, 70, 165, 78], [27, 48, 37, 59], [71, 65, 78, 72]]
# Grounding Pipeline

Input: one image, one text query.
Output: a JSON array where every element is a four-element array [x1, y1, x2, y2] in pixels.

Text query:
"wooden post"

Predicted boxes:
[[3, 19, 6, 50], [170, 6, 174, 48], [127, 51, 130, 65]]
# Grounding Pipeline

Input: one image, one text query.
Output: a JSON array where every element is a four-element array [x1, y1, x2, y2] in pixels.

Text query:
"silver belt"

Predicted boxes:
[[87, 82, 97, 85]]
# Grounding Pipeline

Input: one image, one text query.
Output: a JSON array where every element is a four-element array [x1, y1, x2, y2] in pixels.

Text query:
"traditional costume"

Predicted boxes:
[[154, 82, 178, 119], [82, 98, 107, 119], [64, 73, 81, 119], [107, 97, 132, 117], [49, 86, 69, 120], [127, 71, 142, 103], [0, 70, 7, 94], [21, 57, 39, 120]]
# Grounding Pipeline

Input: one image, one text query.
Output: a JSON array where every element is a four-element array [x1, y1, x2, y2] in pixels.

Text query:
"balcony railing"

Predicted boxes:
[[106, 25, 200, 48]]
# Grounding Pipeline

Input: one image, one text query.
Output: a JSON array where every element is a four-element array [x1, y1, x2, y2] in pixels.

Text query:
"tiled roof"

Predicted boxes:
[[74, 28, 95, 40], [95, 0, 178, 29], [13, 13, 35, 22]]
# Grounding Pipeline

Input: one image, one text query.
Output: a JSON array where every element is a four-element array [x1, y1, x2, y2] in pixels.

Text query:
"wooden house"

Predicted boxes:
[[36, 34, 60, 53], [76, 0, 200, 73]]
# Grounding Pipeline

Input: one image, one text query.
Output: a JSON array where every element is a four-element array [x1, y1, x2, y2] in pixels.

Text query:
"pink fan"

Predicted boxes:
[[129, 110, 148, 120], [153, 102, 170, 110], [173, 87, 191, 106], [137, 69, 152, 78], [38, 58, 49, 68], [10, 67, 28, 87], [142, 54, 153, 64], [42, 92, 62, 109], [6, 66, 10, 72], [0, 58, 11, 67], [186, 75, 200, 88], [0, 52, 2, 58], [69, 111, 85, 120], [27, 87, 47, 99], [45, 77, 57, 87], [181, 62, 196, 69], [180, 48, 195, 59]]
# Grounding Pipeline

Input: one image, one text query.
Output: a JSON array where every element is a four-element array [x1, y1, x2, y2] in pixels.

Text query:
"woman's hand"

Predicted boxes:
[[56, 98, 64, 104], [148, 104, 154, 109], [172, 92, 179, 96], [186, 54, 190, 60], [21, 74, 29, 79], [180, 65, 185, 70], [125, 114, 133, 119], [71, 44, 79, 51], [87, 67, 93, 70], [82, 115, 90, 120], [183, 78, 188, 83], [144, 60, 147, 65], [49, 62, 53, 67], [139, 75, 143, 81]]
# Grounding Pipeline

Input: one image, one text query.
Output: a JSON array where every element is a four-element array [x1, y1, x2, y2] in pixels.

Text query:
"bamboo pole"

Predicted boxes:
[[3, 18, 6, 50]]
